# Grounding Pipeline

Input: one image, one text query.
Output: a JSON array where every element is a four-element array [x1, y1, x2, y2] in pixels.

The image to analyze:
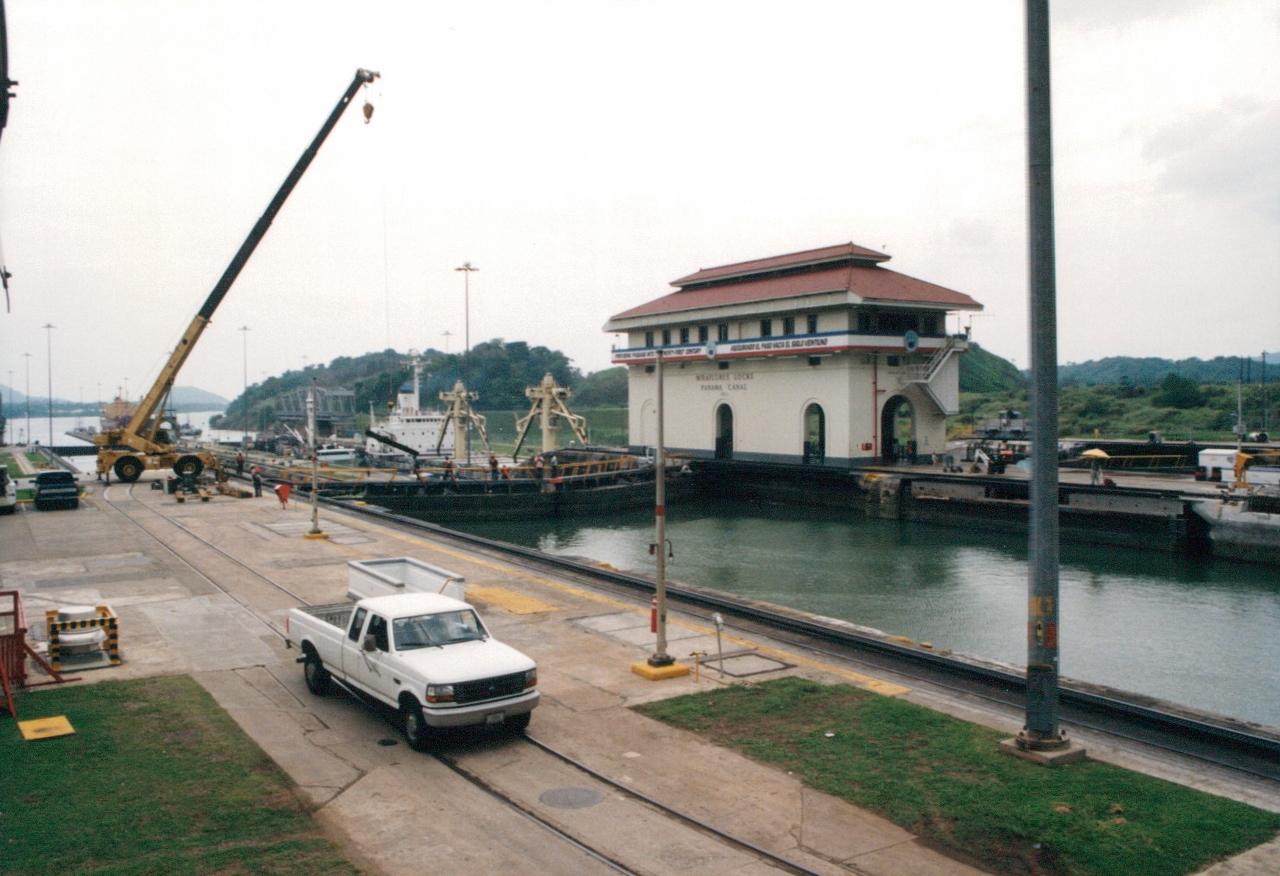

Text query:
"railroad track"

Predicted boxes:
[[94, 483, 833, 876], [329, 499, 1280, 785]]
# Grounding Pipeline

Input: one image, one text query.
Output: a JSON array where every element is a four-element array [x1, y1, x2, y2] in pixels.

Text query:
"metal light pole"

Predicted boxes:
[[649, 349, 674, 668], [1018, 0, 1073, 757], [43, 323, 55, 444], [305, 377, 327, 539], [455, 262, 478, 463], [240, 325, 250, 448], [23, 351, 31, 444]]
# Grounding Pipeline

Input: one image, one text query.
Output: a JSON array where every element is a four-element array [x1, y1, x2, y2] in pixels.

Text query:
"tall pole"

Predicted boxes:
[[240, 326, 250, 448], [648, 350, 674, 668], [1263, 352, 1268, 434], [455, 262, 478, 464], [43, 323, 55, 444], [306, 377, 326, 539], [24, 351, 31, 444], [1019, 0, 1068, 753]]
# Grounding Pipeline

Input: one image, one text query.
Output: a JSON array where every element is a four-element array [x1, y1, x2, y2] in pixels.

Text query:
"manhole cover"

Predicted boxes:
[[539, 786, 604, 809]]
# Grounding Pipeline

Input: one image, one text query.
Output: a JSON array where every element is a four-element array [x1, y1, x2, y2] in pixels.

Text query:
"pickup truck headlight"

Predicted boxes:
[[425, 684, 455, 703], [524, 668, 537, 689]]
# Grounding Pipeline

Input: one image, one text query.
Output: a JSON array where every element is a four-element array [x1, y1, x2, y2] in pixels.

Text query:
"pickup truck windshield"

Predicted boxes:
[[393, 610, 486, 650]]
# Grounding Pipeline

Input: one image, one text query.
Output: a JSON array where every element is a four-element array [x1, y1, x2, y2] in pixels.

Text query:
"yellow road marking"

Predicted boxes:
[[468, 586, 558, 614], [334, 514, 911, 697]]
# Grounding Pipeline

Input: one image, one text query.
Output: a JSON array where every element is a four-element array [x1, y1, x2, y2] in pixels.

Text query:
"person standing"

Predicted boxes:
[[273, 481, 292, 509], [236, 452, 245, 477], [534, 455, 544, 481], [489, 451, 499, 481], [252, 466, 263, 497]]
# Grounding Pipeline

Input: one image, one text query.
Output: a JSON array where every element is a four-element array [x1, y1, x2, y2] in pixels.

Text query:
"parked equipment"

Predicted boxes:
[[95, 69, 378, 482]]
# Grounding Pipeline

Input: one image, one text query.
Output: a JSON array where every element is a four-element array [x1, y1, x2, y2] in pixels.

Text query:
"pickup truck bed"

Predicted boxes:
[[287, 592, 538, 750]]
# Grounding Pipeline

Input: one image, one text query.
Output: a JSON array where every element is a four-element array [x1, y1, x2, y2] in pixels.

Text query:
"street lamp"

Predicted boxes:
[[23, 351, 31, 444], [43, 323, 55, 444], [240, 325, 250, 448], [454, 261, 478, 463], [454, 262, 478, 358]]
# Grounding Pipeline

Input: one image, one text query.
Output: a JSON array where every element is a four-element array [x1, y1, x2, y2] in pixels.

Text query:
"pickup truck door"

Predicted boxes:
[[347, 611, 395, 703]]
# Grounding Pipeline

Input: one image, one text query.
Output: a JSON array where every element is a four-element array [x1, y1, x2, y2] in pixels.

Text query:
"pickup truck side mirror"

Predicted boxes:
[[363, 633, 377, 652]]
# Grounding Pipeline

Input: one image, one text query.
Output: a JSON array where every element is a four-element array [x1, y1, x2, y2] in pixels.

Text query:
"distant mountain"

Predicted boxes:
[[0, 384, 226, 410], [1058, 355, 1274, 387], [170, 386, 228, 411]]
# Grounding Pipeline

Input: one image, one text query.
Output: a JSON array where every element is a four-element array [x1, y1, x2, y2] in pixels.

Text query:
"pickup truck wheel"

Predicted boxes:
[[113, 456, 144, 483], [503, 711, 531, 733], [401, 699, 432, 751], [173, 455, 204, 477], [303, 654, 331, 696]]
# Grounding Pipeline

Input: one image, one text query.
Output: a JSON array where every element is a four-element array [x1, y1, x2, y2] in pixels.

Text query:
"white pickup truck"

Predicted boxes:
[[286, 592, 539, 749]]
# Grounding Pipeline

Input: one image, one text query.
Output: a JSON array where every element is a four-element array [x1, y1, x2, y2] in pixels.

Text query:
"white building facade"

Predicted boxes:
[[603, 243, 983, 467]]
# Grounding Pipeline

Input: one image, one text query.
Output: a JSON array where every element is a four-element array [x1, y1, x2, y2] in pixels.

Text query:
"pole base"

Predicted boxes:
[[631, 660, 690, 681], [303, 531, 329, 540], [1000, 733, 1087, 767]]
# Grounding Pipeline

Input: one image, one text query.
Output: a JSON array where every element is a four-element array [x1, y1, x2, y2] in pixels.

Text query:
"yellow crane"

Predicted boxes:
[[96, 69, 378, 482]]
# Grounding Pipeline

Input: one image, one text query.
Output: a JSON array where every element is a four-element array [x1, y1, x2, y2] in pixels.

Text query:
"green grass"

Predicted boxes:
[[0, 676, 362, 876], [635, 678, 1280, 876]]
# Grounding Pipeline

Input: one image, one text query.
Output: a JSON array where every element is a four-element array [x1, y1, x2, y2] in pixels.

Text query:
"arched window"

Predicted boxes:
[[715, 405, 734, 460], [803, 404, 825, 465]]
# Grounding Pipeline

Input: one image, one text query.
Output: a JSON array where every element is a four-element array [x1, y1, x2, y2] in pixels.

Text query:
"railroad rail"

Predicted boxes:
[[91, 484, 834, 875]]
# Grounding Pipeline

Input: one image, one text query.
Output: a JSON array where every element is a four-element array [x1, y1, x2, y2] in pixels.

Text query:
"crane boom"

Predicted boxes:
[[97, 68, 379, 482]]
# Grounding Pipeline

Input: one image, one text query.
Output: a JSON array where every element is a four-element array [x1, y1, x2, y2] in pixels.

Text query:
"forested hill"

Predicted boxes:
[[1059, 355, 1272, 387], [959, 343, 1025, 393], [219, 340, 628, 428]]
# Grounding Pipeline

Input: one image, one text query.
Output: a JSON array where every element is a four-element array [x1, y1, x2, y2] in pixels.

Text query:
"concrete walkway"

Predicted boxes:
[[2, 477, 1277, 875]]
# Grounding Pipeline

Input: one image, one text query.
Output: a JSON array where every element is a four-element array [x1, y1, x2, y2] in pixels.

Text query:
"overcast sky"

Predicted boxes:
[[1, 0, 1277, 405]]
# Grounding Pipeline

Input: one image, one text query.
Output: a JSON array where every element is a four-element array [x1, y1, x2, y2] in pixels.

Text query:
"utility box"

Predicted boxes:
[[347, 557, 465, 602]]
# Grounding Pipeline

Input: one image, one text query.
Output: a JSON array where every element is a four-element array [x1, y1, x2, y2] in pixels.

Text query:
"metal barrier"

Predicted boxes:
[[45, 606, 120, 671], [1, 591, 78, 717]]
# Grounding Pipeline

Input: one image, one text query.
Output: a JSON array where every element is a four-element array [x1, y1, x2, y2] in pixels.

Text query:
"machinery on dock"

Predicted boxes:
[[512, 372, 589, 458], [95, 69, 378, 482]]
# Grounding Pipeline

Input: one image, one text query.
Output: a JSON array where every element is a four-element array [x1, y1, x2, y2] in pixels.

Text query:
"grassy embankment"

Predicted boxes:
[[0, 676, 361, 876], [637, 678, 1280, 876], [950, 382, 1276, 443]]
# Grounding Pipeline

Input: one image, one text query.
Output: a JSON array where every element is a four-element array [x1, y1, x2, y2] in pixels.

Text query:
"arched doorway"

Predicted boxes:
[[880, 395, 916, 463], [802, 403, 825, 465], [714, 404, 734, 460]]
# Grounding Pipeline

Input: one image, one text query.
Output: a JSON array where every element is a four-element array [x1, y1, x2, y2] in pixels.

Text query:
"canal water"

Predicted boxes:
[[452, 501, 1280, 730]]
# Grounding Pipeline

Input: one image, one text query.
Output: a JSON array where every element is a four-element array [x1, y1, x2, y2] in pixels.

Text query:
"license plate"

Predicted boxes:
[[485, 712, 504, 725]]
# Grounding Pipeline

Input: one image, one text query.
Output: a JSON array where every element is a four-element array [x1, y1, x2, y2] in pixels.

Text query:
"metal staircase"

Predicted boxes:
[[900, 334, 964, 414]]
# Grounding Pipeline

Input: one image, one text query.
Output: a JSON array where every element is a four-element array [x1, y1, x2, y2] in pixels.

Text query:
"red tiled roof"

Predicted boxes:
[[672, 242, 889, 287], [609, 263, 982, 322]]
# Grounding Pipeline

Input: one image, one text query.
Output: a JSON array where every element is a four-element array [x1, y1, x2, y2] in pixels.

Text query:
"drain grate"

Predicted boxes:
[[539, 786, 604, 809]]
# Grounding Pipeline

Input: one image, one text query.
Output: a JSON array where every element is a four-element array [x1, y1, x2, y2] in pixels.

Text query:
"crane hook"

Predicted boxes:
[[362, 100, 374, 124]]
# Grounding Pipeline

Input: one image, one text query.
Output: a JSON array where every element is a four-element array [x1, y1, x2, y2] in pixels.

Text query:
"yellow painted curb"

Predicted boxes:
[[303, 532, 331, 540]]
